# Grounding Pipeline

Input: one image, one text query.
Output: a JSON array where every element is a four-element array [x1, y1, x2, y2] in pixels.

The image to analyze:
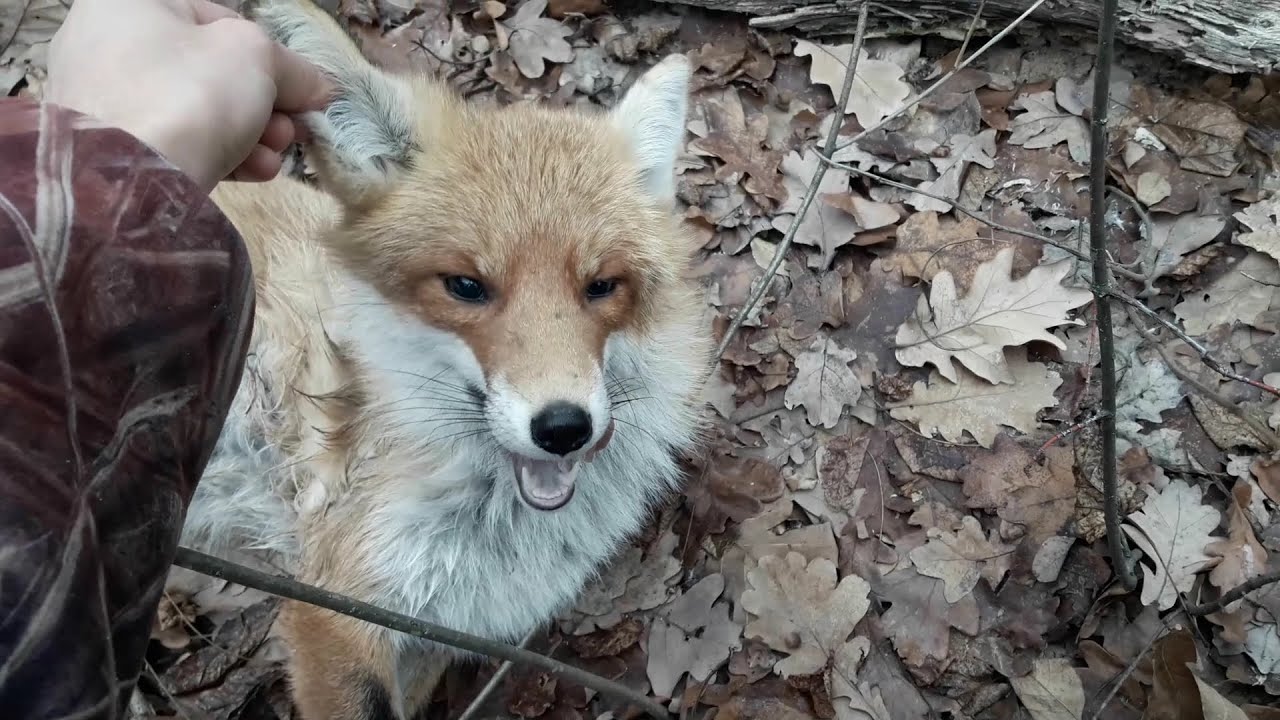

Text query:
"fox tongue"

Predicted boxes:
[[515, 457, 580, 511]]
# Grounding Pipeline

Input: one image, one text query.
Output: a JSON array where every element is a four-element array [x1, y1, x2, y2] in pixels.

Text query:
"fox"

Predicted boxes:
[[174, 0, 712, 717]]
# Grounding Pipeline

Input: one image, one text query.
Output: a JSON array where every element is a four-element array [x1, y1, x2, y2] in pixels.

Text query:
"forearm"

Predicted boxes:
[[0, 97, 253, 718]]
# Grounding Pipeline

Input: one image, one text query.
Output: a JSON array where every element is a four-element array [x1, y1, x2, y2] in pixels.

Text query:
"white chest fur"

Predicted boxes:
[[180, 283, 701, 649]]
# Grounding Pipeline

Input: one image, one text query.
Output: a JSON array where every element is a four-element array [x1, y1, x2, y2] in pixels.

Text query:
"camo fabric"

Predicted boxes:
[[0, 97, 253, 719]]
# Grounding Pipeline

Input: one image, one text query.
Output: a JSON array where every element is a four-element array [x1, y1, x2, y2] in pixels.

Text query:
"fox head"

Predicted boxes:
[[247, 0, 700, 511]]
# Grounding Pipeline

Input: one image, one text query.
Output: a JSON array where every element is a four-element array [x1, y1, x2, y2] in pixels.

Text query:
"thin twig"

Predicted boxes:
[[956, 0, 987, 63], [1088, 0, 1136, 592], [456, 629, 539, 720], [713, 2, 870, 360], [171, 547, 671, 720], [1113, 291, 1280, 400], [1146, 333, 1280, 450], [834, 0, 1051, 152], [1187, 570, 1280, 616], [815, 154, 1146, 282], [1086, 623, 1166, 720], [1035, 411, 1108, 459]]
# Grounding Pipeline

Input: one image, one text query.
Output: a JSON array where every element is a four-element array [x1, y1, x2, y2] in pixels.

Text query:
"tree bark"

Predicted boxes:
[[649, 0, 1279, 75]]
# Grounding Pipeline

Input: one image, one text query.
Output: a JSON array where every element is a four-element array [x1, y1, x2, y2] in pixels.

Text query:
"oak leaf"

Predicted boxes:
[[1010, 658, 1085, 720], [1234, 198, 1280, 263], [906, 130, 997, 213], [895, 248, 1093, 384], [908, 515, 1013, 602], [793, 40, 911, 130], [1008, 91, 1089, 163], [1173, 251, 1280, 335], [1146, 213, 1227, 282], [740, 552, 870, 677], [772, 150, 859, 269], [888, 349, 1062, 447], [1122, 479, 1220, 610], [499, 0, 574, 78], [960, 434, 1076, 542], [646, 574, 743, 698], [1206, 483, 1270, 612], [688, 87, 787, 200], [784, 335, 860, 429]]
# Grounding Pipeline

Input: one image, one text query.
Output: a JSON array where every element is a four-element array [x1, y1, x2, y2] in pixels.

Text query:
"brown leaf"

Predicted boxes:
[[894, 248, 1093, 384], [508, 671, 557, 718], [689, 88, 787, 201], [793, 40, 911, 129], [568, 617, 644, 658], [816, 430, 889, 514], [1253, 455, 1280, 504], [1137, 85, 1247, 177], [907, 129, 998, 213], [1145, 628, 1201, 720], [873, 564, 980, 675], [740, 552, 870, 677], [163, 599, 280, 694], [1206, 482, 1271, 611], [773, 269, 846, 341], [547, 0, 604, 17], [783, 335, 860, 429], [960, 435, 1076, 542], [771, 151, 860, 269], [498, 0, 574, 78], [908, 515, 1014, 602], [888, 349, 1063, 448], [690, 452, 785, 524]]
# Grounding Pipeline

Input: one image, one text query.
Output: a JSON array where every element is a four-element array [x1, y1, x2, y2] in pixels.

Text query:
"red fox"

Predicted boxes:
[[176, 0, 711, 717]]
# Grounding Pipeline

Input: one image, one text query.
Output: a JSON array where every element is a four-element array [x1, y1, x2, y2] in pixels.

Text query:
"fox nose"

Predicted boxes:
[[530, 402, 593, 456]]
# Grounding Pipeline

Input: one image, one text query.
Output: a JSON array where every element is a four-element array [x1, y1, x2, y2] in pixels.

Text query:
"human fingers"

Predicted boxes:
[[259, 111, 296, 153], [227, 144, 284, 183], [269, 42, 335, 114], [187, 0, 241, 24]]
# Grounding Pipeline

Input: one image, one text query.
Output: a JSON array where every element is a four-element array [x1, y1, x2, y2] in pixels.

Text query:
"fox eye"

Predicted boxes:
[[443, 275, 488, 303], [586, 278, 618, 300]]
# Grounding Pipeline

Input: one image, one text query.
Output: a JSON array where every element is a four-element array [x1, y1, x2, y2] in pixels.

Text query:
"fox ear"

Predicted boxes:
[[243, 0, 417, 206], [610, 54, 691, 203]]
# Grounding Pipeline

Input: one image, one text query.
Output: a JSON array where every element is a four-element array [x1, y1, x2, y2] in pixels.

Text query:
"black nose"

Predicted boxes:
[[530, 402, 593, 456]]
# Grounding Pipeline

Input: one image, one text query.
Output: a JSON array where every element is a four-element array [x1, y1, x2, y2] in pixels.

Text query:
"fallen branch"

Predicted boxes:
[[1088, 0, 1136, 592], [1187, 570, 1280, 616], [457, 630, 539, 720], [171, 547, 671, 720], [714, 1, 870, 360]]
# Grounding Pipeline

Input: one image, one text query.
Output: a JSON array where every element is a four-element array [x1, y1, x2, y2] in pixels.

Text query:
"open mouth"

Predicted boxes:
[[512, 420, 615, 511]]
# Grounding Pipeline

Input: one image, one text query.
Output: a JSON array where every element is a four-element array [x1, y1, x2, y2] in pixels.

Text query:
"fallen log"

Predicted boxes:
[[646, 0, 1280, 75]]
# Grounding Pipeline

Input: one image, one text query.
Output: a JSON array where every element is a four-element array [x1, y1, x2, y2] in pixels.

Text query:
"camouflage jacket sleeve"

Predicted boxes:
[[0, 97, 253, 719]]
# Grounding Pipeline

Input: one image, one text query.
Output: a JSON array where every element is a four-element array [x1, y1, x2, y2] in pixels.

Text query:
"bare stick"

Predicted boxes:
[[815, 153, 1146, 282], [171, 547, 671, 720], [1187, 570, 1280, 616], [1147, 335, 1280, 450], [456, 630, 539, 720], [1088, 0, 1136, 592], [1113, 291, 1280, 399], [834, 0, 1051, 152], [1035, 411, 1108, 459], [714, 1, 870, 360]]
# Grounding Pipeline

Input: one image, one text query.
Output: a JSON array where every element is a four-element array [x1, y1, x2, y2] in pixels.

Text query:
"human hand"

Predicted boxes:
[[45, 0, 334, 193]]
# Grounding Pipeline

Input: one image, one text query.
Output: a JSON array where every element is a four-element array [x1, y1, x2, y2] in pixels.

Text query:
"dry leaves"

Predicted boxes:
[[793, 40, 911, 130], [499, 0, 574, 78], [895, 248, 1093, 384], [740, 552, 870, 677], [784, 335, 861, 428], [888, 349, 1062, 447], [1123, 479, 1221, 610]]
